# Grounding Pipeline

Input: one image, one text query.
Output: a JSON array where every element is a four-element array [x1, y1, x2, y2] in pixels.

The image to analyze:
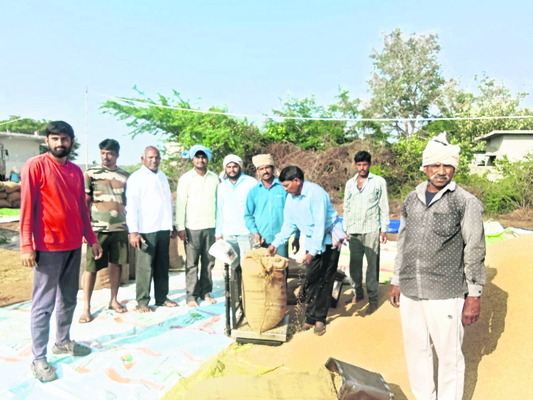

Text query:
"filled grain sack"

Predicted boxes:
[[7, 191, 21, 202], [0, 191, 7, 199], [241, 248, 288, 333], [0, 199, 11, 208], [2, 181, 21, 193]]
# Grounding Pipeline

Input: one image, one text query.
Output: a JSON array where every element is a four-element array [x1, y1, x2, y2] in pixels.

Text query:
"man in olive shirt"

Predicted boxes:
[[176, 145, 219, 308]]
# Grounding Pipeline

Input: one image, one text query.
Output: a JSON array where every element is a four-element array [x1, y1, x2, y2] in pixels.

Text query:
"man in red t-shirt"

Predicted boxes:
[[20, 121, 102, 383]]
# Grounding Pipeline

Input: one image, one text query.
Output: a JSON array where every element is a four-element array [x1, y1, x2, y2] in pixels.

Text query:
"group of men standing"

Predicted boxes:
[[21, 121, 486, 400]]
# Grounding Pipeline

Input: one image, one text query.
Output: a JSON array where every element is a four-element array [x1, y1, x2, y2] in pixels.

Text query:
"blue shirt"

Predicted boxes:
[[272, 181, 337, 256], [215, 174, 257, 237], [244, 178, 288, 244]]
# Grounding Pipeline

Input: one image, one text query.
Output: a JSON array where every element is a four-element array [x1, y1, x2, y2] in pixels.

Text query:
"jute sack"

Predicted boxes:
[[0, 191, 7, 199], [241, 248, 288, 333], [0, 199, 11, 208], [7, 191, 21, 202], [2, 181, 21, 193]]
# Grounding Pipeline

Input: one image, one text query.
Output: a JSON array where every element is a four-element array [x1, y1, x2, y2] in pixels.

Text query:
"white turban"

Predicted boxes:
[[421, 132, 460, 171], [223, 154, 243, 168]]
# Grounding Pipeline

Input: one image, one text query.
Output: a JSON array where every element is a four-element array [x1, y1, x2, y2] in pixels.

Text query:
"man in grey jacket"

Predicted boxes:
[[389, 133, 486, 400]]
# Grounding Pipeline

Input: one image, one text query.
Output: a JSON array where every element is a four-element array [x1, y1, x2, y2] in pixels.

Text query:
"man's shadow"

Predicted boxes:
[[462, 267, 507, 400]]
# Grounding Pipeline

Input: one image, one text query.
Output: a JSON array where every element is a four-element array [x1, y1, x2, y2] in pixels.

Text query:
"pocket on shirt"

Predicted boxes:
[[432, 212, 459, 237]]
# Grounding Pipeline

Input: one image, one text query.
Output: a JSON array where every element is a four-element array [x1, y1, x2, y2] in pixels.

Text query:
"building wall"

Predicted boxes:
[[0, 137, 44, 173], [486, 135, 533, 161]]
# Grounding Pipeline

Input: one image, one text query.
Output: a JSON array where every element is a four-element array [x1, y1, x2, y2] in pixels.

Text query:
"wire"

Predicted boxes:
[[0, 117, 25, 127], [93, 92, 533, 123]]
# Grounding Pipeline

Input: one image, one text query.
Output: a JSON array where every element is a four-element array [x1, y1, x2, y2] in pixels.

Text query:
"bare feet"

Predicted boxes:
[[203, 295, 217, 305], [157, 299, 178, 307], [109, 301, 127, 313], [301, 322, 314, 331], [136, 305, 153, 313], [78, 312, 94, 324], [187, 300, 199, 308]]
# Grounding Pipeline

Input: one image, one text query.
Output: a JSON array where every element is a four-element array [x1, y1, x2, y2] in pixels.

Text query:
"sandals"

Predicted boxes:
[[31, 359, 57, 382], [51, 341, 91, 357], [314, 322, 326, 336]]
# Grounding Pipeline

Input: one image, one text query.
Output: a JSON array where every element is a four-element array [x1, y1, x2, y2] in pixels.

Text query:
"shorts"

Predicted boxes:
[[86, 231, 129, 273]]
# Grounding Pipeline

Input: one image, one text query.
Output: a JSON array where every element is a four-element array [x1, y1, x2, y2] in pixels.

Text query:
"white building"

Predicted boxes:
[[475, 130, 533, 166], [0, 131, 46, 177]]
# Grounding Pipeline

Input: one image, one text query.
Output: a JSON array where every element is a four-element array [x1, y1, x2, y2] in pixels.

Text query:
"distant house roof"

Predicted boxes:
[[0, 131, 46, 141], [476, 130, 533, 142]]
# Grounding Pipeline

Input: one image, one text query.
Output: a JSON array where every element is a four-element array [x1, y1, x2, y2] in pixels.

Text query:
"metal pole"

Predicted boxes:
[[85, 87, 88, 170], [224, 263, 231, 337]]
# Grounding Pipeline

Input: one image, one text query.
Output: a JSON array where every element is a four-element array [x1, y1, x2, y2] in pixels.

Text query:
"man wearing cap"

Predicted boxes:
[[343, 150, 389, 315], [244, 154, 299, 258], [215, 154, 257, 306], [389, 132, 486, 400], [176, 145, 219, 308]]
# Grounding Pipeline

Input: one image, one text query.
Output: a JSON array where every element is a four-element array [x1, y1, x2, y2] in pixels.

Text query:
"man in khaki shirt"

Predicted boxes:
[[176, 145, 219, 308]]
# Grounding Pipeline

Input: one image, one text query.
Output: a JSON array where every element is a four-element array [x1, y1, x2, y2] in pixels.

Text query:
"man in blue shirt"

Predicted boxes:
[[267, 166, 340, 336], [244, 154, 299, 257]]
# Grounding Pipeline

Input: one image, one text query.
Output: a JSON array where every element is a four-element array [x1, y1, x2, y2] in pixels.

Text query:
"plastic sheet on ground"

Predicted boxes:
[[0, 269, 233, 400]]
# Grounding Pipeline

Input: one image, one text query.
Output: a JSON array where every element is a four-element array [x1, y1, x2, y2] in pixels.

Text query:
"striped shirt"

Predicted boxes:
[[343, 172, 389, 234]]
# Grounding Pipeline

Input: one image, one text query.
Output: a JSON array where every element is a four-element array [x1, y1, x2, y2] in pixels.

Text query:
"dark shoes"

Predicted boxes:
[[31, 359, 57, 382], [366, 303, 378, 315], [52, 340, 92, 357]]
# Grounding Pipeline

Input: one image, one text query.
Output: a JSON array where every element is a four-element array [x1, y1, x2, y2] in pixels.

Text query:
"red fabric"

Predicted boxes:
[[20, 153, 97, 253]]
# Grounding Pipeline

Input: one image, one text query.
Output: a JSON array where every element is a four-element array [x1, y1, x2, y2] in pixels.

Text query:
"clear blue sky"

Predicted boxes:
[[1, 0, 532, 166]]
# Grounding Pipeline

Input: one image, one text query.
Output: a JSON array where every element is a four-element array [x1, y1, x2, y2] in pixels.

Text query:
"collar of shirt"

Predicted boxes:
[[415, 180, 456, 206], [258, 177, 282, 189]]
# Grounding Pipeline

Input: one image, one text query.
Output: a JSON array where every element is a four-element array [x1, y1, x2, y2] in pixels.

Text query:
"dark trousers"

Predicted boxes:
[[348, 231, 379, 303], [185, 228, 216, 302], [136, 230, 170, 307], [31, 248, 81, 361], [303, 245, 340, 325]]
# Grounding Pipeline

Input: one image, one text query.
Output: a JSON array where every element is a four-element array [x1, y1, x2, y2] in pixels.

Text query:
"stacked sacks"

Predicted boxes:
[[0, 181, 21, 208], [241, 248, 288, 333]]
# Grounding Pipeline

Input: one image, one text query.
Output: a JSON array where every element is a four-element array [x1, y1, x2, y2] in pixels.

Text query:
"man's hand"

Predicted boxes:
[[177, 230, 187, 243], [297, 253, 313, 266], [265, 245, 277, 257], [388, 285, 400, 308], [216, 236, 223, 242], [91, 243, 103, 260], [170, 227, 178, 239], [253, 233, 264, 247], [129, 232, 143, 249], [21, 252, 37, 267], [462, 296, 481, 326], [380, 232, 388, 244], [292, 238, 300, 254]]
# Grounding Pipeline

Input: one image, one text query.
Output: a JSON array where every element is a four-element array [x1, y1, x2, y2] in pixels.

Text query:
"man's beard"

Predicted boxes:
[[49, 144, 72, 158]]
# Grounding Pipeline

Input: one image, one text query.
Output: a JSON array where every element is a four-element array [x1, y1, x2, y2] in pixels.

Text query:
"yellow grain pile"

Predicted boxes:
[[164, 233, 533, 400]]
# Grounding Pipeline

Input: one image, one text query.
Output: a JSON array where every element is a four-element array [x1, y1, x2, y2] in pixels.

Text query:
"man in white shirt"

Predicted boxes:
[[126, 146, 178, 312], [176, 145, 219, 308], [215, 154, 257, 307]]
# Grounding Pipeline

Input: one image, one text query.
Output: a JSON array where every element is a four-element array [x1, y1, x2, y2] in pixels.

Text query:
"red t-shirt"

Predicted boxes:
[[20, 153, 97, 253]]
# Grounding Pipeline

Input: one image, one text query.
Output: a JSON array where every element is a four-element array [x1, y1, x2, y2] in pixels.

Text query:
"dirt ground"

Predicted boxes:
[[1, 209, 532, 307]]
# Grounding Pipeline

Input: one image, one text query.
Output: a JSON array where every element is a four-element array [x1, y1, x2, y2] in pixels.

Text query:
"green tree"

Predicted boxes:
[[368, 28, 451, 139], [100, 89, 267, 171], [0, 115, 79, 160], [264, 90, 363, 150]]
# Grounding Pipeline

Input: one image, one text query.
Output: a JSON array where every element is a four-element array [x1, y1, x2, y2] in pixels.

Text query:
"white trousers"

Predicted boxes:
[[399, 294, 465, 400]]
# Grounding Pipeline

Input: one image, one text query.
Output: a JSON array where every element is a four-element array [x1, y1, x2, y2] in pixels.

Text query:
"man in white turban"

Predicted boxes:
[[389, 132, 486, 400]]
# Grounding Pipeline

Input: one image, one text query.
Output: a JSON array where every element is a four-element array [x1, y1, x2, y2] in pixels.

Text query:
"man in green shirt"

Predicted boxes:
[[80, 139, 129, 323]]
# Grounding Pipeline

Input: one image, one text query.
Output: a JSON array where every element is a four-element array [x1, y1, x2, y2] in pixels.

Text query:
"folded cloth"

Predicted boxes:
[[331, 217, 347, 251]]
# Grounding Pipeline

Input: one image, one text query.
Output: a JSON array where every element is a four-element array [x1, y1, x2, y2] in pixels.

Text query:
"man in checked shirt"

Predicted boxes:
[[389, 133, 486, 400], [343, 150, 389, 315]]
